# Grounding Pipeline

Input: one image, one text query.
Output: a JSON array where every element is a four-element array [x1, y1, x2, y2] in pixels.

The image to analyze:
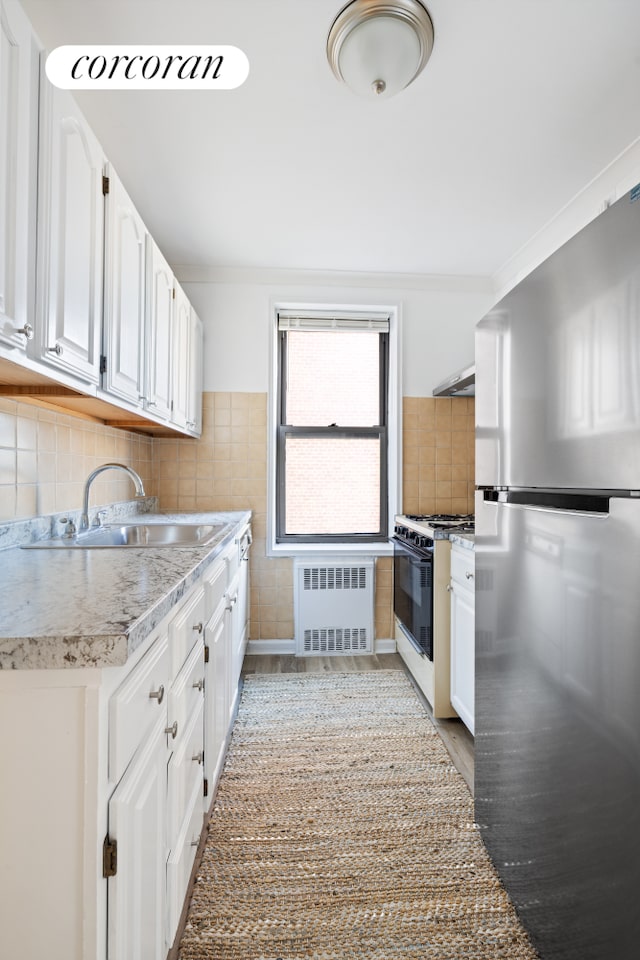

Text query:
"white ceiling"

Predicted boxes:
[[21, 0, 640, 279]]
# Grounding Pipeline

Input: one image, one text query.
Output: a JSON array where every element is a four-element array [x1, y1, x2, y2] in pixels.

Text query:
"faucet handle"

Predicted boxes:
[[92, 510, 107, 528], [58, 517, 77, 539]]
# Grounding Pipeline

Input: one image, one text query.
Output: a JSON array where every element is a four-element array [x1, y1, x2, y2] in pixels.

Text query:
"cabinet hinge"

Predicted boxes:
[[103, 836, 117, 878], [100, 354, 107, 374], [102, 175, 110, 195], [204, 644, 210, 663], [203, 778, 209, 798]]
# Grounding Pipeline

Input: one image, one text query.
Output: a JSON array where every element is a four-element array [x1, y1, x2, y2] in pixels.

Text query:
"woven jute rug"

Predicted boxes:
[[178, 669, 539, 960]]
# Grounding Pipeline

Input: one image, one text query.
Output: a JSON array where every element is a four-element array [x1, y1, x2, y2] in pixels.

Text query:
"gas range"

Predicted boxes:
[[394, 513, 475, 543]]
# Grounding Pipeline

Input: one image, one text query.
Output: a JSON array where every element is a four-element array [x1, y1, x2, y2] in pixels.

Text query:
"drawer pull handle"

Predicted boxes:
[[165, 721, 178, 740], [192, 678, 204, 692], [192, 622, 204, 634], [192, 751, 204, 765], [149, 685, 165, 705], [190, 839, 199, 847], [465, 571, 474, 579]]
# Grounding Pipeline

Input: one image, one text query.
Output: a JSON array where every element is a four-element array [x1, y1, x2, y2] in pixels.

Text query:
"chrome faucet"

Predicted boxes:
[[79, 463, 146, 532]]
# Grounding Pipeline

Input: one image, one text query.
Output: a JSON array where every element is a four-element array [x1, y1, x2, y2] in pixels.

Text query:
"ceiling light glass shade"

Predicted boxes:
[[327, 0, 434, 99]]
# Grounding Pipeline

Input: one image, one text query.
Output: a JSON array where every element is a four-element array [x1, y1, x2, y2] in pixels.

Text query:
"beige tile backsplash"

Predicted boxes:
[[402, 396, 475, 516], [0, 397, 154, 522], [0, 392, 475, 645]]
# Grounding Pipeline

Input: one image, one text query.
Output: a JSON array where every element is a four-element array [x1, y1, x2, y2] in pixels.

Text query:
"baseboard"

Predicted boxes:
[[246, 639, 296, 655], [246, 638, 396, 656], [374, 637, 397, 654]]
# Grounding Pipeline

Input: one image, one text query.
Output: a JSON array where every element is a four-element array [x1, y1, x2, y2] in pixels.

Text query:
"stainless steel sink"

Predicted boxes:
[[23, 522, 227, 549]]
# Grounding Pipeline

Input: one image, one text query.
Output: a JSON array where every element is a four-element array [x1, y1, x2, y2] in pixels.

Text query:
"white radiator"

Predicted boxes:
[[294, 558, 375, 656]]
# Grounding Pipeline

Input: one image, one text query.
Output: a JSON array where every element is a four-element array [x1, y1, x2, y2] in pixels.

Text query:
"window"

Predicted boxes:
[[273, 308, 395, 547]]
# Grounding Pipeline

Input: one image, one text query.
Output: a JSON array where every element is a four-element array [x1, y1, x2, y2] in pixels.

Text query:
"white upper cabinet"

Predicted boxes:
[[35, 59, 104, 383], [103, 164, 147, 404], [171, 282, 203, 436], [145, 240, 174, 421], [0, 0, 39, 352], [0, 3, 202, 435], [187, 308, 203, 435], [171, 281, 191, 431]]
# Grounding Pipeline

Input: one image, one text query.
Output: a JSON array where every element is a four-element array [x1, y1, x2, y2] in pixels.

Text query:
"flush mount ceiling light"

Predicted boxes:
[[327, 0, 434, 99]]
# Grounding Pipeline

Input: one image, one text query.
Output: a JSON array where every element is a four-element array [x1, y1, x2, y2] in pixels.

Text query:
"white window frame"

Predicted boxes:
[[267, 300, 401, 556]]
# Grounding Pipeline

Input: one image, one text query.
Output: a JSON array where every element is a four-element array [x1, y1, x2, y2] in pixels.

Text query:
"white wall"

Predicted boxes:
[[180, 269, 494, 397], [179, 138, 640, 394], [492, 137, 640, 299]]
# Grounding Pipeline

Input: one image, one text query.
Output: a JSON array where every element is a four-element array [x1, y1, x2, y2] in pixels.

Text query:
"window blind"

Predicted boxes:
[[277, 311, 389, 332]]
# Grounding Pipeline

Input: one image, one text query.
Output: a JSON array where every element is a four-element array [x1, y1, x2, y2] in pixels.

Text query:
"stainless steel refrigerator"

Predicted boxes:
[[475, 185, 640, 960]]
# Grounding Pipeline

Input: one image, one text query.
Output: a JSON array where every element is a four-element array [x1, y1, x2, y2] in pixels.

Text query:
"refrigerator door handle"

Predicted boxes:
[[483, 488, 611, 514]]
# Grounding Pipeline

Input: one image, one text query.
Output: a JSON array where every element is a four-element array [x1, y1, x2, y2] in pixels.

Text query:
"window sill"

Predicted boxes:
[[268, 540, 393, 558]]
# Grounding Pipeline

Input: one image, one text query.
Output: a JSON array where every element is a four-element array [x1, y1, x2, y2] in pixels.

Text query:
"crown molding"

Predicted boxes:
[[173, 263, 494, 295], [492, 136, 640, 301]]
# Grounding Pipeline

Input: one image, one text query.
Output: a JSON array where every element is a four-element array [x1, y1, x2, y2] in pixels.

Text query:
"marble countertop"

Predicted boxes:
[[0, 511, 250, 671], [450, 532, 475, 550]]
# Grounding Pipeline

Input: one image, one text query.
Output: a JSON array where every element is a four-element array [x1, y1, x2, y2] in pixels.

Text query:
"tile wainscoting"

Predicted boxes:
[[0, 392, 475, 646]]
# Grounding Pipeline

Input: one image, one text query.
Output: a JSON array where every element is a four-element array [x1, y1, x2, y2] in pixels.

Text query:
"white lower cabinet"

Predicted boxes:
[[107, 713, 168, 960], [204, 599, 231, 798], [449, 542, 475, 734], [0, 520, 251, 960], [106, 612, 205, 960]]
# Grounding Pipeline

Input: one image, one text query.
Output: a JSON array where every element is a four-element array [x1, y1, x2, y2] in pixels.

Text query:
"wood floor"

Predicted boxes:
[[241, 652, 475, 795]]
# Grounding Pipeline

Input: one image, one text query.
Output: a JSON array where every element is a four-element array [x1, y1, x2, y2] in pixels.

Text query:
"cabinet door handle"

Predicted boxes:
[[47, 344, 63, 356], [192, 678, 204, 692], [165, 721, 178, 740], [465, 571, 474, 579], [192, 621, 204, 634], [12, 323, 33, 340], [446, 583, 453, 593], [192, 750, 204, 764], [149, 684, 165, 705]]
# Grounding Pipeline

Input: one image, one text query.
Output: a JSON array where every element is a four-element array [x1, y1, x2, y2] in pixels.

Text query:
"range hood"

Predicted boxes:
[[432, 362, 475, 397]]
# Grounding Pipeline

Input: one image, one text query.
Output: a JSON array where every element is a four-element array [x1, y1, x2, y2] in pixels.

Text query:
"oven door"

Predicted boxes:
[[393, 537, 434, 659]]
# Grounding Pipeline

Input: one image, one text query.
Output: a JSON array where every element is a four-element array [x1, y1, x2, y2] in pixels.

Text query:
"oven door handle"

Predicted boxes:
[[391, 536, 434, 561]]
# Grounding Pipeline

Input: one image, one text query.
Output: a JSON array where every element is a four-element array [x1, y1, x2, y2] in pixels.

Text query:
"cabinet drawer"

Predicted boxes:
[[167, 639, 205, 751], [451, 547, 475, 587], [168, 584, 206, 679], [167, 695, 204, 852], [166, 773, 204, 947], [203, 557, 228, 617], [109, 633, 170, 782]]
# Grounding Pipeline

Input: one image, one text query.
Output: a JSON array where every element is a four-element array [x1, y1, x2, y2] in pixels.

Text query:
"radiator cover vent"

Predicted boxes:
[[294, 559, 374, 656]]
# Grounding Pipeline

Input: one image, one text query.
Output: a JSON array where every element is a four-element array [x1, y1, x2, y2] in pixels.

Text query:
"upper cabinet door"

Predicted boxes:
[[145, 240, 174, 421], [36, 60, 104, 383], [187, 309, 203, 435], [171, 282, 191, 430], [0, 0, 39, 352], [171, 285, 203, 436], [103, 165, 147, 404]]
